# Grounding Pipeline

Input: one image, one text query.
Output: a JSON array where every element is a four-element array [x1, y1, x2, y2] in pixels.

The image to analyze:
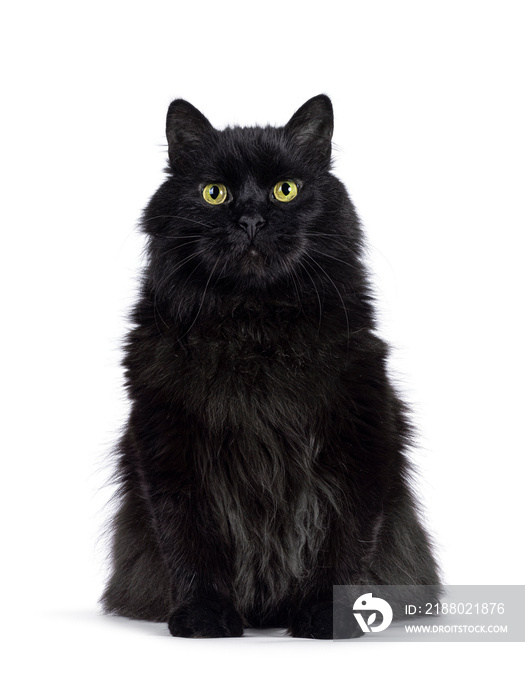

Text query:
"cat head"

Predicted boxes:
[[144, 95, 361, 298]]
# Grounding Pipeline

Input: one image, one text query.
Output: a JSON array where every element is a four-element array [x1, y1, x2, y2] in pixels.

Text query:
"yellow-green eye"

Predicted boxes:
[[273, 180, 298, 202], [203, 183, 228, 205]]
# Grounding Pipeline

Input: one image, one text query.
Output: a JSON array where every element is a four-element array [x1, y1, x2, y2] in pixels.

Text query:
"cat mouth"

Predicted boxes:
[[238, 245, 267, 275]]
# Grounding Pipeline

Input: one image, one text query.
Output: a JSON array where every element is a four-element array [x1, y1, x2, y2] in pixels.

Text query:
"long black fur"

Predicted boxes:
[[101, 95, 440, 638]]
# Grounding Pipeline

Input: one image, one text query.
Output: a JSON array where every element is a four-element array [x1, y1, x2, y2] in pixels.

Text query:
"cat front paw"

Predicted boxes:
[[168, 598, 244, 638], [290, 601, 364, 639]]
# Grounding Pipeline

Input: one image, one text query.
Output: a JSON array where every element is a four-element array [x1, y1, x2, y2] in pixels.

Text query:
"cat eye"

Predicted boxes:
[[202, 183, 228, 205], [273, 180, 298, 202]]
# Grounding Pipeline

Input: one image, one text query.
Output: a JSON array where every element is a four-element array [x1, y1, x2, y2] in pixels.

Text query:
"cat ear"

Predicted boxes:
[[166, 99, 215, 164], [284, 95, 334, 167]]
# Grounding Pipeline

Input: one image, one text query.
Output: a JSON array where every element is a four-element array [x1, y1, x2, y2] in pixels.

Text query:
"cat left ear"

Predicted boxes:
[[284, 95, 334, 168], [166, 99, 215, 165]]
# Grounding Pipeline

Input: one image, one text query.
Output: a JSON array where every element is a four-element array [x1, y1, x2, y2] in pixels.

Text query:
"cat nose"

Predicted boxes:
[[238, 214, 266, 240]]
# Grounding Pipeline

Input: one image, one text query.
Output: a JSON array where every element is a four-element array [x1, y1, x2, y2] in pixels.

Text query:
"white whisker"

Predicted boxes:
[[302, 251, 350, 350]]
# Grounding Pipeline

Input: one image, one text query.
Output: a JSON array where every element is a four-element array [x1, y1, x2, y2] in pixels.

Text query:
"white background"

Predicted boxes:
[[2, 0, 524, 697]]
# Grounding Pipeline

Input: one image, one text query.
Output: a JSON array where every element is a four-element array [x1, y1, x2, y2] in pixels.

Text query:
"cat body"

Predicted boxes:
[[101, 96, 440, 638]]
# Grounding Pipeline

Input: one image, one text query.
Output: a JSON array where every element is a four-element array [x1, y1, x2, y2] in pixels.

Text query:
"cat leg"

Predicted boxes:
[[288, 459, 390, 637], [129, 418, 244, 638], [288, 438, 390, 638], [288, 522, 371, 640], [152, 482, 244, 638]]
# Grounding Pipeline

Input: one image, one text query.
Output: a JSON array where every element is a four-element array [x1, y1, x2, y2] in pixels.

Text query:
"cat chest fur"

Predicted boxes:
[[172, 310, 342, 614], [174, 305, 341, 429]]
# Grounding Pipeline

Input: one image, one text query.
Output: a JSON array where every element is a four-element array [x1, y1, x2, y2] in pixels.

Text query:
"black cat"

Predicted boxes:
[[101, 95, 440, 638]]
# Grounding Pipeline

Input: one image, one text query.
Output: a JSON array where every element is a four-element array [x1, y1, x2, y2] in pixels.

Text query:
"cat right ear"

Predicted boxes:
[[166, 99, 215, 165]]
